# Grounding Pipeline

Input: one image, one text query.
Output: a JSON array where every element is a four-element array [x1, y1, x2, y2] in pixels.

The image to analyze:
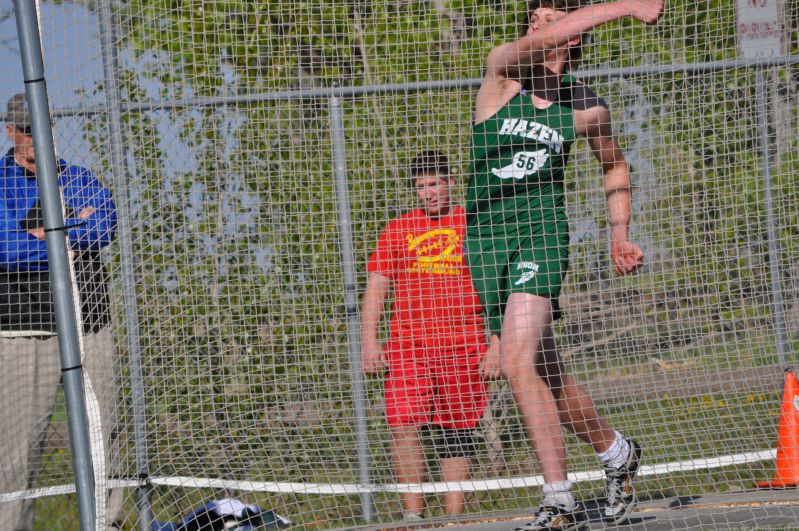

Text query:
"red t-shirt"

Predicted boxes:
[[367, 206, 485, 351]]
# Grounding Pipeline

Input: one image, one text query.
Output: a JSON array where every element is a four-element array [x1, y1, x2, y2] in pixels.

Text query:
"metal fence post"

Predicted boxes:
[[755, 67, 789, 368], [95, 0, 154, 528], [11, 0, 95, 528], [329, 90, 375, 522]]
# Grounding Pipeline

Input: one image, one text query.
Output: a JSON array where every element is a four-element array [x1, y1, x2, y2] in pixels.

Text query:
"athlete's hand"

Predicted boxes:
[[480, 335, 502, 380], [361, 340, 387, 374], [611, 240, 644, 275], [625, 0, 665, 25]]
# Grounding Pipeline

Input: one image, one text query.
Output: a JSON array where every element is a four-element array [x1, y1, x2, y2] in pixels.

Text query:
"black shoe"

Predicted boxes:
[[604, 438, 643, 524], [515, 503, 587, 530]]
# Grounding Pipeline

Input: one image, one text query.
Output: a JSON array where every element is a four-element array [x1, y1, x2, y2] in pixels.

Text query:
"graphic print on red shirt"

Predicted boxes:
[[367, 206, 485, 351]]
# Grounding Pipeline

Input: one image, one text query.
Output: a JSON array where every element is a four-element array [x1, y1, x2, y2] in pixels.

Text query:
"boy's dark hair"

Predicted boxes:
[[409, 150, 450, 185], [520, 0, 589, 63]]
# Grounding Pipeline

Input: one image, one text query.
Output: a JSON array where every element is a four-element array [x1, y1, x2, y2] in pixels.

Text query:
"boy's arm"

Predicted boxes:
[[584, 106, 644, 275], [485, 0, 664, 81], [360, 272, 391, 374], [476, 0, 663, 124], [480, 334, 502, 380]]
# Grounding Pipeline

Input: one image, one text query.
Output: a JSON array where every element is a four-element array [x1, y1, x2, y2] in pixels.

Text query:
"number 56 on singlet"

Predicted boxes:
[[490, 149, 550, 180]]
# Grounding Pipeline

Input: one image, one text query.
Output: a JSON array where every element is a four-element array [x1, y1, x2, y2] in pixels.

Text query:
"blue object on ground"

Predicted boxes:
[[152, 498, 291, 530]]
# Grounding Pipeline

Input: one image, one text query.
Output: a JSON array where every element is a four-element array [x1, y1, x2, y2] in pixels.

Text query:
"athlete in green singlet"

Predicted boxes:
[[464, 0, 664, 529]]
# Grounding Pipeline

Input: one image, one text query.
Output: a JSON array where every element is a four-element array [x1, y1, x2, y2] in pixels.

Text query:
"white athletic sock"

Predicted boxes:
[[597, 431, 631, 469], [402, 510, 423, 522], [542, 480, 575, 510]]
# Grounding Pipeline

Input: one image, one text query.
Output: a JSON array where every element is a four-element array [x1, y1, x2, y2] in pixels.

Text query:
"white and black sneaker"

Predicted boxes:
[[515, 503, 587, 530], [604, 438, 643, 524]]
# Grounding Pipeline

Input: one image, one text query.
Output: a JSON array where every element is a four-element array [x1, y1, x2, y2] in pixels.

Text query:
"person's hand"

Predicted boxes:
[[361, 340, 387, 375], [77, 206, 96, 219], [480, 336, 501, 380], [611, 240, 644, 275], [626, 0, 665, 25], [27, 227, 45, 240]]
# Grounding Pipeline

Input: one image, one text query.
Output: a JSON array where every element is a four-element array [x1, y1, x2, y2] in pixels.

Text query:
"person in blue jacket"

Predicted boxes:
[[0, 93, 123, 530]]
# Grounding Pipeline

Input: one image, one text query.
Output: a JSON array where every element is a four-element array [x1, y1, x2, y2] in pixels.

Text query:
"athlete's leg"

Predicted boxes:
[[538, 327, 642, 524], [390, 424, 426, 516], [500, 293, 566, 484], [538, 328, 616, 453]]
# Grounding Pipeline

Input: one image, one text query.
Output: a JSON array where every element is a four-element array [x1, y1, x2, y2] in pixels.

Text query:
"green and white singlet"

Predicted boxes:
[[465, 81, 579, 335]]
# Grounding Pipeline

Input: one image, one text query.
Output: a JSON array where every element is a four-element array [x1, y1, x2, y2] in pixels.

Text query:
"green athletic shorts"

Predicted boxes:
[[465, 225, 569, 336]]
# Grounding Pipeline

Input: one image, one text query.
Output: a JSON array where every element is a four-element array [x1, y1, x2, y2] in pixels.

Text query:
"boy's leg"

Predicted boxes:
[[538, 325, 642, 524], [390, 425, 426, 517], [500, 293, 567, 486], [430, 345, 486, 516], [385, 348, 434, 518], [440, 456, 470, 515], [538, 329, 616, 451], [434, 427, 478, 515]]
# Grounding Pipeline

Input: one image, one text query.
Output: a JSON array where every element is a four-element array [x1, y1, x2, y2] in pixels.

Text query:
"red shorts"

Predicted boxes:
[[384, 342, 488, 430]]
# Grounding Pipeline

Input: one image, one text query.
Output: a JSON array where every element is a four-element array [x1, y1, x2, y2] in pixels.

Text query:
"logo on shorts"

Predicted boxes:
[[514, 261, 540, 285]]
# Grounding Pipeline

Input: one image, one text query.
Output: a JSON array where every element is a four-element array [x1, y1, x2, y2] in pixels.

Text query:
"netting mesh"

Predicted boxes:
[[0, 0, 798, 529]]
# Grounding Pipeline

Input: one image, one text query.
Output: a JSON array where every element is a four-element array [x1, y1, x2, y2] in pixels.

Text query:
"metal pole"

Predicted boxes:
[[329, 91, 375, 522], [11, 1, 95, 529], [755, 67, 789, 368], [95, 1, 153, 529]]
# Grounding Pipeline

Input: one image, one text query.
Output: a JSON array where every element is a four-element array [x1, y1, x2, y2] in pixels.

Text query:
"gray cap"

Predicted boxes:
[[6, 93, 30, 132]]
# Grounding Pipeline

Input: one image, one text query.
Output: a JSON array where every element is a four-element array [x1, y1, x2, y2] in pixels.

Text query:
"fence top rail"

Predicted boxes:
[[2, 55, 798, 120]]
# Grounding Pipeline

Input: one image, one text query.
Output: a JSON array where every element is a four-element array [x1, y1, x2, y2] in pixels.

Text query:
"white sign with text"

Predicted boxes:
[[736, 0, 782, 58]]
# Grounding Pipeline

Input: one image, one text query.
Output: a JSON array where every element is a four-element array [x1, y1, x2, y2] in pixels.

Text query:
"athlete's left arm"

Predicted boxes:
[[581, 105, 644, 275]]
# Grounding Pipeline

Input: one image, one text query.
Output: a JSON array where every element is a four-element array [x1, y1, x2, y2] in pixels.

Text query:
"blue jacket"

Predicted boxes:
[[0, 148, 117, 270], [0, 148, 117, 332]]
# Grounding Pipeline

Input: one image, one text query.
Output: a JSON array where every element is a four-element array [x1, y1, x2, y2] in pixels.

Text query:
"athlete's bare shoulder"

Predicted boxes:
[[474, 41, 532, 124], [475, 75, 522, 125]]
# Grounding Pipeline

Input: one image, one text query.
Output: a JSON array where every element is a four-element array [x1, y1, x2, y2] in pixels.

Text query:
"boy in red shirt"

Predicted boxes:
[[361, 150, 499, 520]]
